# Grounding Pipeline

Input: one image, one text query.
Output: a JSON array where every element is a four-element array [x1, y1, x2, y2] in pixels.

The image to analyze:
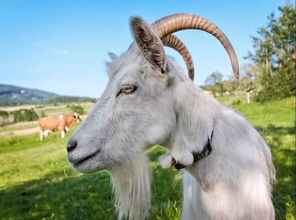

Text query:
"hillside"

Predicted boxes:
[[0, 84, 95, 106], [0, 84, 57, 106]]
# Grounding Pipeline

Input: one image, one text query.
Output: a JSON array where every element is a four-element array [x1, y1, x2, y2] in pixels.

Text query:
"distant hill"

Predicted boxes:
[[0, 84, 57, 106], [44, 96, 96, 104], [0, 84, 95, 106]]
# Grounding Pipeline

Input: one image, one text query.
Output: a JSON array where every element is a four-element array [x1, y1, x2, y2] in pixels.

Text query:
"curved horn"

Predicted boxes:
[[161, 34, 195, 80], [152, 13, 239, 78]]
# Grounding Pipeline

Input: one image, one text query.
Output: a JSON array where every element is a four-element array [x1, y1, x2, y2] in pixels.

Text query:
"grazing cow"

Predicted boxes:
[[39, 113, 81, 140]]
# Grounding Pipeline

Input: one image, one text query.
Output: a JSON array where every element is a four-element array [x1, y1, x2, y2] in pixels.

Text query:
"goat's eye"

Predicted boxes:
[[116, 85, 137, 97], [122, 86, 136, 94]]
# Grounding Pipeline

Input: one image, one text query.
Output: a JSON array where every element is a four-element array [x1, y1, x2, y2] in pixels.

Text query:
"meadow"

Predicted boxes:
[[0, 97, 295, 220]]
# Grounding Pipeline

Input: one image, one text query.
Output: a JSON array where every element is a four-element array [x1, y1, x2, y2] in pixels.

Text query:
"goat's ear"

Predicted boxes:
[[108, 52, 118, 61], [130, 16, 166, 73]]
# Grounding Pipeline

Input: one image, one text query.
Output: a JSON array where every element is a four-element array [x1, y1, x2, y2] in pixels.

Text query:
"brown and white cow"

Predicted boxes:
[[39, 113, 81, 140]]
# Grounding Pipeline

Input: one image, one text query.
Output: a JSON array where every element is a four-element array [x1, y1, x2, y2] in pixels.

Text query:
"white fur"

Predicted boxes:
[[39, 130, 44, 140], [182, 169, 274, 220], [67, 16, 275, 220], [158, 151, 173, 168], [110, 154, 151, 220], [40, 129, 52, 140], [43, 129, 52, 137]]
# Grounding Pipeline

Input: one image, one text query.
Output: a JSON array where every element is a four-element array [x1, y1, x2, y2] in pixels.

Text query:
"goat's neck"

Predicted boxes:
[[167, 80, 218, 169]]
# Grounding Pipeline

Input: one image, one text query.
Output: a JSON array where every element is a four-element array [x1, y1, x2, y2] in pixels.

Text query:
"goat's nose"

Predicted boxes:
[[67, 139, 77, 152]]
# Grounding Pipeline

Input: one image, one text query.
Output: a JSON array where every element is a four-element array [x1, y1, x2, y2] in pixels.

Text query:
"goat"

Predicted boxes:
[[39, 113, 81, 140], [67, 13, 275, 220]]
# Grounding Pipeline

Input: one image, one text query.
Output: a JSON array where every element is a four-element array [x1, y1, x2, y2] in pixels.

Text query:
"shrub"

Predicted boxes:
[[13, 109, 39, 123], [0, 111, 9, 126], [231, 99, 242, 105], [40, 110, 46, 117], [69, 105, 85, 115], [0, 111, 9, 119]]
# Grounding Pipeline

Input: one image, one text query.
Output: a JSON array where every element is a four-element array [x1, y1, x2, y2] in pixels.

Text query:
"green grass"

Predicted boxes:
[[216, 94, 244, 106], [0, 123, 37, 133], [0, 97, 295, 219], [34, 102, 94, 116]]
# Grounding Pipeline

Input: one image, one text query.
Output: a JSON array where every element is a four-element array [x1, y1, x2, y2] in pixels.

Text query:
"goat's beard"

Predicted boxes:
[[110, 153, 151, 220]]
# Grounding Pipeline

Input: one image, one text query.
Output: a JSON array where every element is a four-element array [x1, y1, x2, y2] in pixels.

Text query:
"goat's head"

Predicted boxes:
[[67, 13, 239, 173], [67, 44, 177, 171], [67, 14, 239, 220]]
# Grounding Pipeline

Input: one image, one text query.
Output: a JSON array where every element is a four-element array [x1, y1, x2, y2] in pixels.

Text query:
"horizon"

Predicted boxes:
[[0, 0, 292, 98], [0, 83, 92, 98]]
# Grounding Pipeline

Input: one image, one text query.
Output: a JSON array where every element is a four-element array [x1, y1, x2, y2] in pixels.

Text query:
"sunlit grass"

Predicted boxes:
[[0, 97, 295, 219]]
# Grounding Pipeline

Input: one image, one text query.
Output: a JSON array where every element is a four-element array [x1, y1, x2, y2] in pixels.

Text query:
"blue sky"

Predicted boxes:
[[0, 0, 291, 97]]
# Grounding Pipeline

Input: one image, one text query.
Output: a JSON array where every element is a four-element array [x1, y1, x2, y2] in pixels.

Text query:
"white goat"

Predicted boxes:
[[67, 13, 275, 220]]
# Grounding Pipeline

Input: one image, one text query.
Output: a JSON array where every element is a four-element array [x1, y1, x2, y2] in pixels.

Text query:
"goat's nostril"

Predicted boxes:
[[67, 139, 77, 152], [67, 145, 76, 152]]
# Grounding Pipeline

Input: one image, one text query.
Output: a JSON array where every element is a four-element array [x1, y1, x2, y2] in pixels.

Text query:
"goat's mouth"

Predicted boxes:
[[71, 149, 101, 168]]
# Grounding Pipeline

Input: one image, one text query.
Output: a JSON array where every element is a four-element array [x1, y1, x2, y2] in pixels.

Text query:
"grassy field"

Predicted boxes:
[[0, 97, 295, 219], [34, 102, 94, 116], [0, 102, 94, 136], [0, 102, 94, 127], [0, 123, 37, 133]]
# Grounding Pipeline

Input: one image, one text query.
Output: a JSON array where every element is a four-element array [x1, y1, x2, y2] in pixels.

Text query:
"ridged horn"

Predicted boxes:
[[161, 34, 195, 80], [152, 13, 239, 78]]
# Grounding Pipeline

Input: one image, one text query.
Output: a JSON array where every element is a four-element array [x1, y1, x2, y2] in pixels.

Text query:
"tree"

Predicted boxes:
[[70, 105, 85, 115], [0, 111, 9, 126], [205, 71, 223, 85], [204, 71, 225, 96], [13, 109, 39, 122], [246, 5, 296, 102], [237, 64, 256, 91]]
